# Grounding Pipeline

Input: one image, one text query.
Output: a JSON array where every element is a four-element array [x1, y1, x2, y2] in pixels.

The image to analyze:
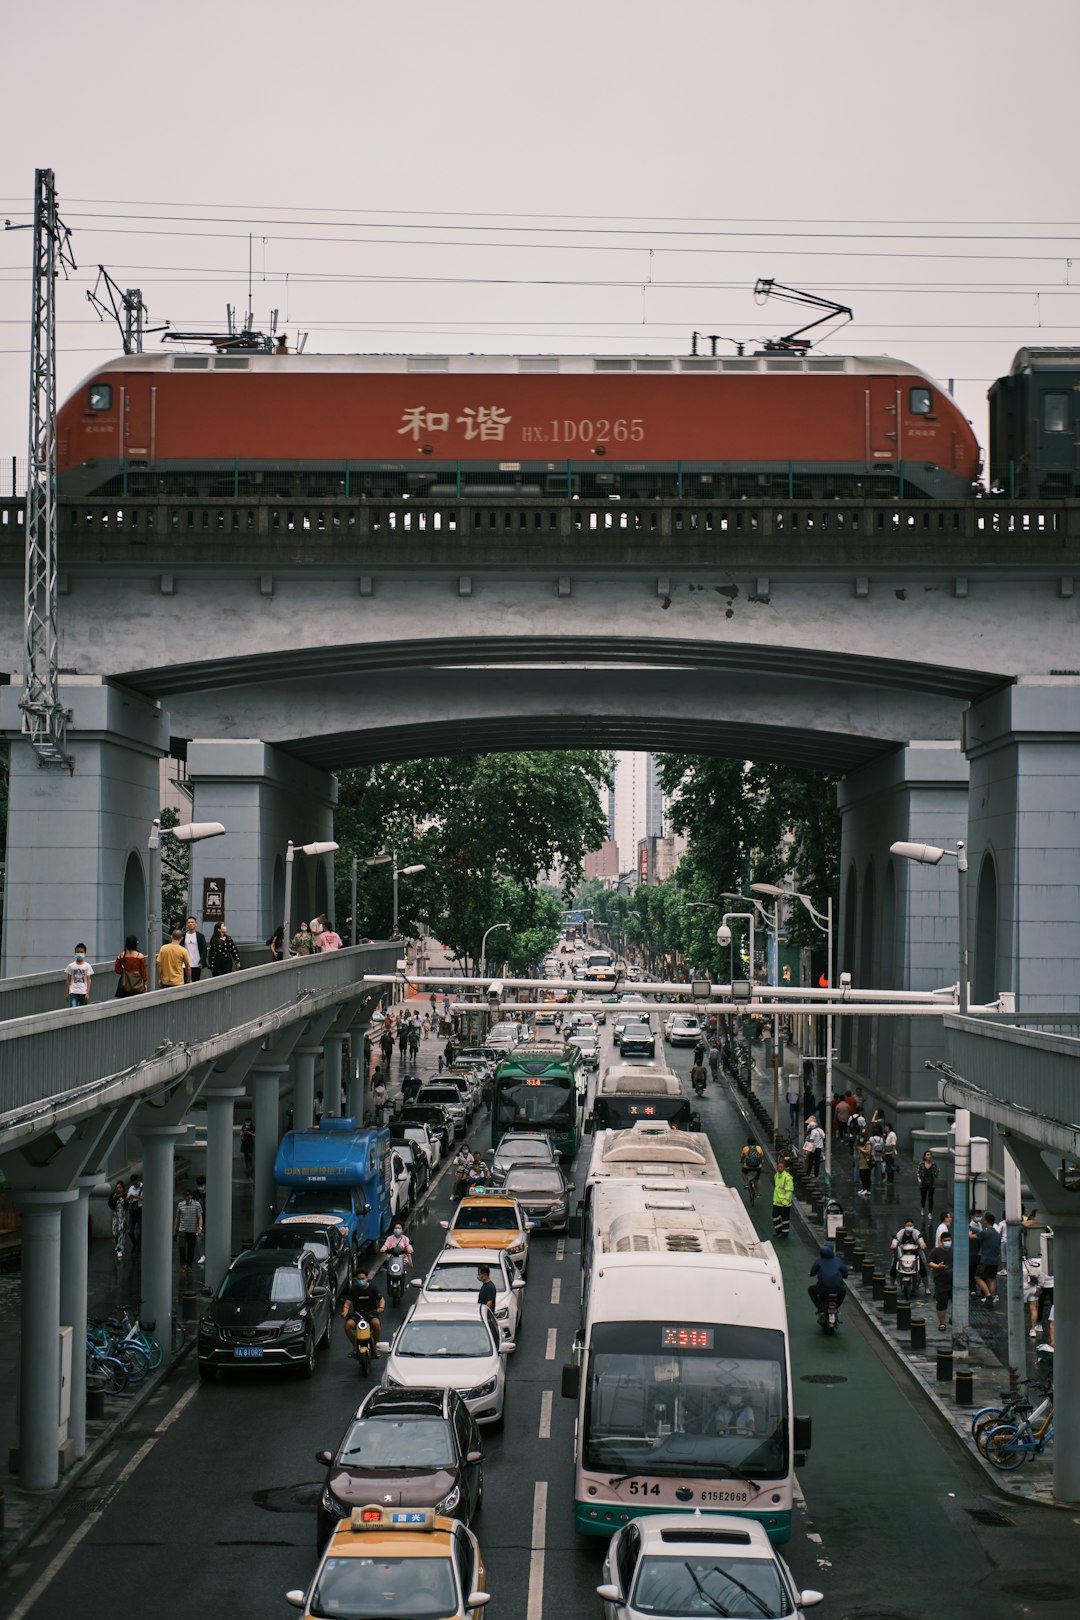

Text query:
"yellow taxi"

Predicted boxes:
[[287, 1503, 490, 1617], [440, 1188, 529, 1273]]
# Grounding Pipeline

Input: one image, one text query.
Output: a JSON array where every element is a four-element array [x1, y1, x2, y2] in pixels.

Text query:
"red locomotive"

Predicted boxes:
[[57, 350, 980, 501]]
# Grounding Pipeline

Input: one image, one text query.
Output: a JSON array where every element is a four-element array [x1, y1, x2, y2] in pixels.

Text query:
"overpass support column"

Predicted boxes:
[[13, 1190, 78, 1489], [204, 1087, 245, 1293], [838, 742, 968, 1123], [59, 1185, 92, 1461], [0, 678, 169, 977], [292, 1047, 319, 1132], [323, 1038, 345, 1117], [347, 1016, 371, 1123], [136, 1125, 189, 1361], [252, 1062, 288, 1235], [186, 740, 338, 954], [963, 679, 1080, 1012], [1051, 1218, 1080, 1503]]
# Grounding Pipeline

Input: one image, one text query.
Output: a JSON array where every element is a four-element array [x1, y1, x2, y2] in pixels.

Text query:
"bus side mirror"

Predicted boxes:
[[567, 1214, 581, 1240], [561, 1363, 580, 1400], [583, 1117, 594, 1136], [793, 1414, 812, 1454]]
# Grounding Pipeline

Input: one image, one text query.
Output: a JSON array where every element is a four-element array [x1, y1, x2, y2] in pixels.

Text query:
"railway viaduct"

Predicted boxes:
[[2, 492, 1080, 1124]]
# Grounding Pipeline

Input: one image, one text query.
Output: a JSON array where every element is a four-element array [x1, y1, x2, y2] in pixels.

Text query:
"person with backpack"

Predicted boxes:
[[740, 1137, 764, 1201], [114, 934, 148, 997]]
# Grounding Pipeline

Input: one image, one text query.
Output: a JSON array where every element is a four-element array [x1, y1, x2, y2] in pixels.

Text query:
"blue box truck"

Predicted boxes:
[[273, 1118, 392, 1259]]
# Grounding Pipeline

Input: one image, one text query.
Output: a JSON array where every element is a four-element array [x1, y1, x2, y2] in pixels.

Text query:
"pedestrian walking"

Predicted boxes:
[[372, 1078, 388, 1124], [207, 920, 241, 976], [408, 1026, 420, 1062], [65, 943, 94, 1008], [803, 1117, 825, 1178], [398, 1025, 410, 1060], [380, 1027, 395, 1066], [917, 1150, 939, 1218], [928, 1229, 953, 1332], [856, 1133, 874, 1197], [974, 1212, 1002, 1305], [157, 927, 191, 988], [291, 920, 314, 956], [802, 1085, 817, 1124], [443, 1036, 457, 1069], [314, 916, 343, 951], [786, 1075, 801, 1137], [173, 1189, 203, 1282], [183, 917, 209, 982], [882, 1122, 899, 1183], [771, 1157, 795, 1239], [240, 1118, 255, 1176], [126, 1173, 143, 1252], [422, 1014, 431, 1038], [708, 1041, 721, 1082], [113, 934, 148, 997], [266, 924, 285, 961]]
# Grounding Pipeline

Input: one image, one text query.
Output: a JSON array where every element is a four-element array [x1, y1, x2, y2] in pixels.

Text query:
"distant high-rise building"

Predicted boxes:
[[613, 752, 667, 873]]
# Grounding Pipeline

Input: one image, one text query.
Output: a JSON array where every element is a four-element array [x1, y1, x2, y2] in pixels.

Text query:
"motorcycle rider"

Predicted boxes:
[[381, 1223, 414, 1267], [689, 1058, 708, 1096], [452, 1143, 474, 1198], [890, 1217, 929, 1292], [809, 1243, 849, 1315], [342, 1269, 385, 1360]]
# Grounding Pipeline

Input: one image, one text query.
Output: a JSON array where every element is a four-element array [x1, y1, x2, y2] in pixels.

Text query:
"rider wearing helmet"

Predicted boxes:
[[809, 1243, 849, 1312]]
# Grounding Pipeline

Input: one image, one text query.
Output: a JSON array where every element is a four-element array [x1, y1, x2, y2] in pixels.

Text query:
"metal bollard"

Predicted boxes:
[[896, 1298, 911, 1334], [861, 1259, 875, 1287], [910, 1318, 927, 1352], [936, 1346, 954, 1383], [852, 1247, 866, 1274], [872, 1271, 885, 1300], [883, 1283, 898, 1317], [842, 1232, 857, 1263], [955, 1368, 974, 1406], [86, 1388, 106, 1421]]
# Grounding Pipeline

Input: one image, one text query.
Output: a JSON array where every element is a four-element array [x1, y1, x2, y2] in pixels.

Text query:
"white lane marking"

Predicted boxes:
[[538, 1389, 553, 1439], [792, 1474, 831, 1566], [155, 1381, 198, 1433], [545, 1327, 557, 1360], [526, 1480, 548, 1620], [550, 1278, 561, 1306], [8, 1437, 157, 1620], [555, 1238, 566, 1261]]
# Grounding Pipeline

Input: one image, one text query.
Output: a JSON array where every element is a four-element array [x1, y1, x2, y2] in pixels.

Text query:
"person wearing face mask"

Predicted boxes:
[[890, 1218, 929, 1291], [928, 1226, 954, 1332], [381, 1223, 413, 1266], [65, 943, 94, 1007]]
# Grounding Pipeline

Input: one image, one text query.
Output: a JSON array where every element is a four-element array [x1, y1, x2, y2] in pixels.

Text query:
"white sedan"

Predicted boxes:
[[380, 1302, 513, 1427], [664, 1013, 703, 1046], [410, 1246, 525, 1344], [599, 1512, 823, 1618]]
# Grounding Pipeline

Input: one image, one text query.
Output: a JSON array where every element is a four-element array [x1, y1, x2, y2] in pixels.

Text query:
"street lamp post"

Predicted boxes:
[[283, 840, 340, 957], [146, 819, 226, 990], [754, 883, 834, 1180], [890, 838, 970, 1353], [480, 921, 510, 978], [362, 849, 427, 935]]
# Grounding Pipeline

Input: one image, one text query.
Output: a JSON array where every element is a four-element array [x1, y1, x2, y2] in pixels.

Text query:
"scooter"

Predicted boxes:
[[895, 1242, 923, 1301], [350, 1315, 374, 1377], [815, 1290, 843, 1334], [386, 1253, 409, 1307], [691, 1070, 707, 1098]]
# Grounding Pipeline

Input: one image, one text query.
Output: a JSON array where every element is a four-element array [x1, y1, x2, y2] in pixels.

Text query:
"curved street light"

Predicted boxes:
[[147, 818, 226, 989], [362, 849, 427, 933], [480, 921, 510, 978], [284, 839, 340, 957]]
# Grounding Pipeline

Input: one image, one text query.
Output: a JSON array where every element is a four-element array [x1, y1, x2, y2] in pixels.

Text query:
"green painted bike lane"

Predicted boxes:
[[706, 1092, 1020, 1620]]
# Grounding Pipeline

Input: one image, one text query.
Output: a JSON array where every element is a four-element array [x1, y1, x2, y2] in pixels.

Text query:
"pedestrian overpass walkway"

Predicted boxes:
[[0, 943, 396, 1493]]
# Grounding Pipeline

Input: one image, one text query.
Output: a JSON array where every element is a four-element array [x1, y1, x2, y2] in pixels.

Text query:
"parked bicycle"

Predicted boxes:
[[984, 1393, 1054, 1471], [971, 1376, 1047, 1457], [85, 1336, 129, 1396]]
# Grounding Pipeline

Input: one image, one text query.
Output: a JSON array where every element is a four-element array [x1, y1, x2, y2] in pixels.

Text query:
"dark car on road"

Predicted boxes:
[[502, 1164, 570, 1231], [315, 1385, 484, 1546], [250, 1220, 352, 1301], [400, 1102, 454, 1152], [619, 1019, 657, 1058], [198, 1250, 332, 1381]]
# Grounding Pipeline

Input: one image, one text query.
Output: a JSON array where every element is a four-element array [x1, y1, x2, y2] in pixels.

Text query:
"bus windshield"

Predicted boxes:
[[493, 1079, 571, 1133], [594, 1097, 692, 1129], [582, 1321, 788, 1479]]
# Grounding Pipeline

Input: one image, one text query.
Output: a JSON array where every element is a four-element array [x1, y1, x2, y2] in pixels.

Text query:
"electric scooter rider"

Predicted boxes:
[[808, 1243, 849, 1314], [381, 1224, 414, 1266], [689, 1059, 708, 1097], [890, 1218, 930, 1294], [343, 1271, 384, 1360]]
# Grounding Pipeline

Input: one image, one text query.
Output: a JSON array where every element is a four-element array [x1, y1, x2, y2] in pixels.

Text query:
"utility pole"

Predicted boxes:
[[22, 168, 75, 768]]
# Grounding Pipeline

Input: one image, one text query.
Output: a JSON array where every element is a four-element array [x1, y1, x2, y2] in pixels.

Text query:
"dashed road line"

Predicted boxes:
[[526, 1480, 548, 1620], [538, 1389, 553, 1439], [545, 1327, 558, 1360], [555, 1238, 566, 1261], [550, 1278, 561, 1306]]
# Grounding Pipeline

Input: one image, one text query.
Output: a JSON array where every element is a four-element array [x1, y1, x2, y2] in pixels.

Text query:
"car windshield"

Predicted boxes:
[[494, 1141, 552, 1167], [397, 1320, 494, 1357], [310, 1554, 457, 1619], [631, 1553, 791, 1618], [453, 1205, 519, 1232], [281, 1190, 351, 1217], [257, 1230, 331, 1261], [218, 1266, 305, 1305], [338, 1415, 456, 1469], [419, 1088, 460, 1104], [427, 1262, 500, 1293], [504, 1169, 564, 1195]]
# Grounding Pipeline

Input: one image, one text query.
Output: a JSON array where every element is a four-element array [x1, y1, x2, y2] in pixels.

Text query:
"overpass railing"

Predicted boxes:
[[0, 943, 397, 1132], [945, 1011, 1080, 1130]]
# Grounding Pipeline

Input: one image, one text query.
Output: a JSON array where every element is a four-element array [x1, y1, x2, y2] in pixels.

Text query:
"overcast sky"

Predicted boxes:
[[2, 0, 1078, 481]]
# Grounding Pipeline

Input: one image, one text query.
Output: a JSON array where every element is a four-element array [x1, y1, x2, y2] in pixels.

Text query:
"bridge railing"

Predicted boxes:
[[0, 943, 398, 1126], [945, 1011, 1080, 1129]]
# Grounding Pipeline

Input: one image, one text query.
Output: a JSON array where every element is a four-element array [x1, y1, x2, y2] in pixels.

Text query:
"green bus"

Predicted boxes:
[[491, 1044, 580, 1159]]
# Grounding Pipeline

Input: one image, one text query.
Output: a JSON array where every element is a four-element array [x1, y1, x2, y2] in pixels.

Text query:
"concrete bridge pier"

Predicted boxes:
[[837, 742, 969, 1135], [0, 677, 169, 978], [204, 1085, 246, 1294], [964, 678, 1080, 1013], [59, 1185, 92, 1460], [12, 1191, 78, 1489], [347, 1012, 372, 1122], [292, 1046, 319, 1131], [186, 740, 338, 950]]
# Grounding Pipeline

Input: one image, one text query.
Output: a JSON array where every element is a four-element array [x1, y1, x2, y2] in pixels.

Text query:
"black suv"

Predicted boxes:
[[197, 1250, 332, 1381], [315, 1385, 483, 1547]]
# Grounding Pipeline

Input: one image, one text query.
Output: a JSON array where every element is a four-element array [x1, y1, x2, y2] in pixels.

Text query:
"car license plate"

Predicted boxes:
[[234, 1346, 264, 1358]]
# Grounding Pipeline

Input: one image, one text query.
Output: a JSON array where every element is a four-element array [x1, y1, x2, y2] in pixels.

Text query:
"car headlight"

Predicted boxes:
[[383, 1375, 403, 1389], [321, 1485, 349, 1518], [281, 1317, 306, 1334], [435, 1484, 461, 1515], [198, 1319, 217, 1337], [495, 1306, 510, 1320], [467, 1377, 498, 1399]]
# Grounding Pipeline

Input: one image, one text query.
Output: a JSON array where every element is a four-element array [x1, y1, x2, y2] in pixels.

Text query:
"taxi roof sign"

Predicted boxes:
[[350, 1504, 436, 1533]]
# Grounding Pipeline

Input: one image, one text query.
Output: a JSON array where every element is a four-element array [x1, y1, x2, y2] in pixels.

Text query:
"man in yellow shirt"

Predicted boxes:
[[157, 927, 191, 988]]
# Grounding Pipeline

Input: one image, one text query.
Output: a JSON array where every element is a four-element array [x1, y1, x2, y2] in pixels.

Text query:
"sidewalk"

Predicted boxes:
[[731, 1045, 1058, 1508]]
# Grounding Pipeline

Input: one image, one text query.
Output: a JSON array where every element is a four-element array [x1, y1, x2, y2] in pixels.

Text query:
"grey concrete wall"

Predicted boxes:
[[964, 678, 1080, 1014], [0, 679, 168, 977], [836, 742, 969, 1132], [187, 740, 338, 946]]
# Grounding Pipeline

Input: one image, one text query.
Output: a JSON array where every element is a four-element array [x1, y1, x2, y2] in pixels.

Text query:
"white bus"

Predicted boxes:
[[562, 1183, 809, 1544], [588, 1062, 699, 1133], [584, 1119, 724, 1190]]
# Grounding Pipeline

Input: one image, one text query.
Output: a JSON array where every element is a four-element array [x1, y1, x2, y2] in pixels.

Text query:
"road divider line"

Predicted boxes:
[[545, 1327, 557, 1360], [555, 1238, 566, 1261], [155, 1381, 198, 1433], [526, 1480, 548, 1620], [550, 1278, 561, 1305], [538, 1389, 553, 1439]]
